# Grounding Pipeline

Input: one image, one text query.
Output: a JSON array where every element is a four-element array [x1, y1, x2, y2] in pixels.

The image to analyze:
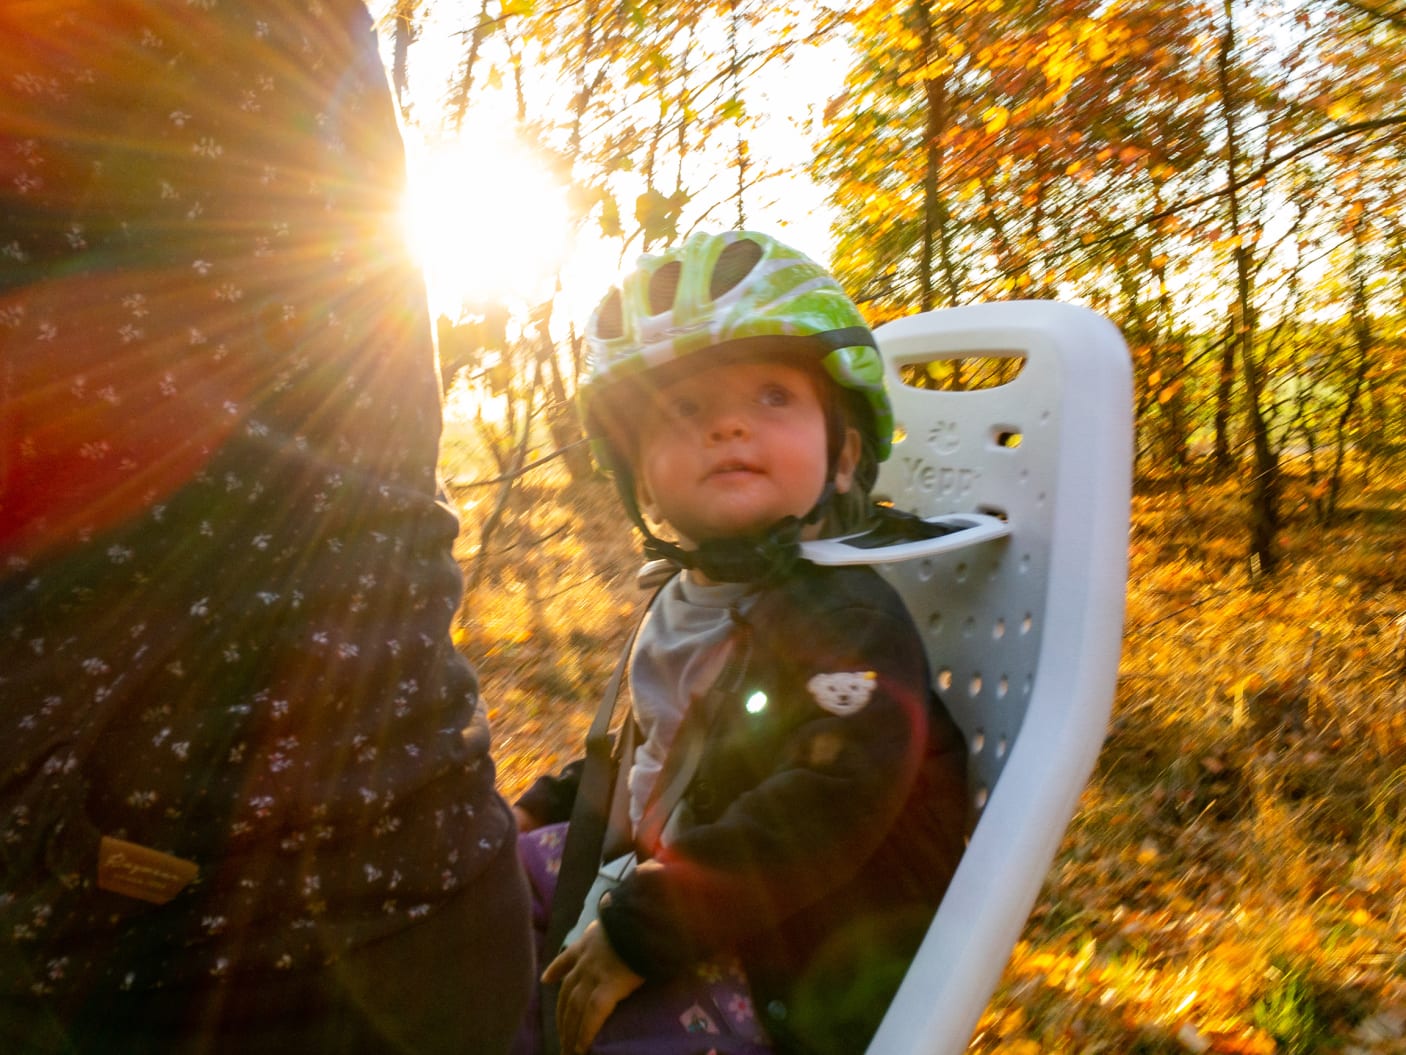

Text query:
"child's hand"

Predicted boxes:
[[542, 920, 644, 1054]]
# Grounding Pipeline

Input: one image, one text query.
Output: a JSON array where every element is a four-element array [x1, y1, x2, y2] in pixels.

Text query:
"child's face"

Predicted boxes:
[[634, 358, 859, 548]]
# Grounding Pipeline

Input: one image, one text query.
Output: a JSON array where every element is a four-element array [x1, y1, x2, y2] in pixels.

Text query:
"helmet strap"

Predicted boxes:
[[646, 519, 804, 584], [634, 480, 837, 585]]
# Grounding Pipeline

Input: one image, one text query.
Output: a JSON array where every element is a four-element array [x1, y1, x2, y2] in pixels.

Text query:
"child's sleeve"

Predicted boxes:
[[598, 592, 965, 979], [513, 757, 586, 827]]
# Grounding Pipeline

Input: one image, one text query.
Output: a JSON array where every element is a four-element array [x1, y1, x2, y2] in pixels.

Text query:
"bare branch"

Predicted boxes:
[[1061, 114, 1406, 261], [451, 439, 590, 490]]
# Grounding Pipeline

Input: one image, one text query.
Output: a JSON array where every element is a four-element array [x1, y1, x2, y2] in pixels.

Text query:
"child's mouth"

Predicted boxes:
[[706, 460, 760, 480]]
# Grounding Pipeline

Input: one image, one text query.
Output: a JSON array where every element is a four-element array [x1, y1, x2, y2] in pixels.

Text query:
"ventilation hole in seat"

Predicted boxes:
[[897, 355, 1025, 392], [1023, 674, 1034, 696], [927, 612, 943, 636], [1021, 613, 1033, 635], [954, 562, 968, 583], [962, 616, 976, 639], [994, 428, 1023, 449], [937, 667, 953, 692], [993, 618, 1006, 639], [970, 730, 985, 754], [917, 558, 935, 583], [968, 673, 983, 697], [997, 675, 1009, 698], [995, 735, 1008, 759], [973, 785, 989, 810], [1019, 553, 1032, 574]]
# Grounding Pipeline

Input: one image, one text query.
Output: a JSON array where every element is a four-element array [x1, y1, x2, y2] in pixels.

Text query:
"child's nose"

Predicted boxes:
[[704, 405, 750, 442]]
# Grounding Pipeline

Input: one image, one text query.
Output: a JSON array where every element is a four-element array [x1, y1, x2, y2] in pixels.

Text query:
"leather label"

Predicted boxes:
[[97, 836, 198, 904]]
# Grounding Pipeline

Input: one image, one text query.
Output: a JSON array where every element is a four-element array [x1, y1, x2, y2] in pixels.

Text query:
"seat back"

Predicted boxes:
[[863, 301, 1132, 1054]]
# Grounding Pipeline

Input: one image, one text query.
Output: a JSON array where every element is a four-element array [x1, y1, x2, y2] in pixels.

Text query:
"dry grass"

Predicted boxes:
[[444, 428, 1406, 1054], [975, 468, 1406, 1054]]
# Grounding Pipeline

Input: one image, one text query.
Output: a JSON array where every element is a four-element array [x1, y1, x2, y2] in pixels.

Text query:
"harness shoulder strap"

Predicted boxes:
[[539, 580, 670, 1055], [542, 589, 657, 956]]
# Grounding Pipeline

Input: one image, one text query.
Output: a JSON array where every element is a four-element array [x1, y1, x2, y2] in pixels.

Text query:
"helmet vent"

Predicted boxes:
[[648, 261, 682, 315], [595, 289, 624, 339], [711, 238, 763, 300]]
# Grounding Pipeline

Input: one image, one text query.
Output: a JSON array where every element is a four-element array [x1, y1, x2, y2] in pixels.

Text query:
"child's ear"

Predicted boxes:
[[832, 426, 863, 495], [635, 477, 661, 523]]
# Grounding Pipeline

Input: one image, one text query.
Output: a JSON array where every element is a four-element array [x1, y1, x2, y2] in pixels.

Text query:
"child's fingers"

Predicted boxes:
[[541, 944, 578, 984], [555, 961, 621, 1054], [550, 924, 644, 1053], [561, 982, 615, 1055]]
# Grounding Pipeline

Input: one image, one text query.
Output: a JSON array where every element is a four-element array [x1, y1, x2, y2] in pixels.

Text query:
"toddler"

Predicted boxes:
[[514, 231, 969, 1055]]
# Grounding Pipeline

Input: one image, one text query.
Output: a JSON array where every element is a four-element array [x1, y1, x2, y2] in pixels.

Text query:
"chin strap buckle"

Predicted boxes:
[[642, 517, 805, 584]]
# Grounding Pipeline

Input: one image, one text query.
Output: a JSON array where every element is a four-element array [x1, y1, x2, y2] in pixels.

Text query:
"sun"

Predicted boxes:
[[402, 122, 569, 320]]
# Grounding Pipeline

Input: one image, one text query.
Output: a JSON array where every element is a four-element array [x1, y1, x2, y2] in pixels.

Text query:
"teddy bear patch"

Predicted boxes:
[[806, 671, 879, 715]]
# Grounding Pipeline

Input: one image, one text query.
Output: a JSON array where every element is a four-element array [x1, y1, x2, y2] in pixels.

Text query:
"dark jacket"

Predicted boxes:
[[1, 1, 515, 1004], [521, 562, 969, 1054]]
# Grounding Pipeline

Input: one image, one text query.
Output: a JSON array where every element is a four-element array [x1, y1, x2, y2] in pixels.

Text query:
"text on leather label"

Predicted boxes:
[[97, 836, 198, 904]]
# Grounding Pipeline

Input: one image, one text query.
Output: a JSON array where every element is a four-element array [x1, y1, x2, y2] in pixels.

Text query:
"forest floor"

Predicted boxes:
[[445, 433, 1406, 1055]]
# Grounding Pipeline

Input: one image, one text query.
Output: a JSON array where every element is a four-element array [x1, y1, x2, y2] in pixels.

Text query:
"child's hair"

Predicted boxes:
[[579, 230, 894, 575], [811, 365, 883, 537]]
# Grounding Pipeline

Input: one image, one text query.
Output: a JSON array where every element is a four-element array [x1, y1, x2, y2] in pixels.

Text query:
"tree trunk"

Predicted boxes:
[[1217, 0, 1279, 575], [1325, 233, 1374, 522], [535, 309, 591, 483], [1211, 329, 1236, 473], [389, 1, 417, 118], [450, 0, 493, 130], [915, 2, 959, 311]]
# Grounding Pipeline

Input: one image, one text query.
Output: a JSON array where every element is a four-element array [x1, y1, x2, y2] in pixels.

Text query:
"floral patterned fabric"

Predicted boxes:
[[1, 0, 515, 1005], [512, 822, 772, 1055]]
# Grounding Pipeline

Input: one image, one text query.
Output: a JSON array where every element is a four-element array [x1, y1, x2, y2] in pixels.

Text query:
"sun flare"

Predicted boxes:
[[403, 126, 569, 319]]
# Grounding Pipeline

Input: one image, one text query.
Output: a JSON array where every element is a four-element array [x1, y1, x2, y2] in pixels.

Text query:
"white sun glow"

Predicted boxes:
[[402, 125, 569, 320]]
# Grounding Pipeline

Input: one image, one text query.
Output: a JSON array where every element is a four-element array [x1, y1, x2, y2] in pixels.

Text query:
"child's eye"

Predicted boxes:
[[757, 383, 792, 408], [665, 396, 701, 419]]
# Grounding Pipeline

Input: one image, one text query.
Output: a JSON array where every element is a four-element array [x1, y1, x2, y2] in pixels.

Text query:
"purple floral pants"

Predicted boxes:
[[511, 823, 773, 1055]]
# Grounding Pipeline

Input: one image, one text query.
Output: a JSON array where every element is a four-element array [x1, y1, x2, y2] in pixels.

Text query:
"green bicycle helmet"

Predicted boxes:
[[580, 230, 895, 582], [582, 229, 893, 467]]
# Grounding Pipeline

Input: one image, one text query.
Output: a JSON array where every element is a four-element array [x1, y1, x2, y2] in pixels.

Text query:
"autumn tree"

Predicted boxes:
[[381, 0, 835, 577], [817, 0, 1406, 573], [1193, 0, 1406, 571]]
